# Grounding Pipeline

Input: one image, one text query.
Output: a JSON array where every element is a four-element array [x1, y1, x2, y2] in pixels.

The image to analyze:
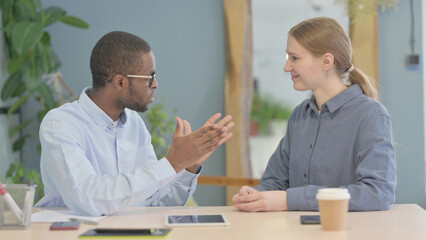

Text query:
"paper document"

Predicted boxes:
[[31, 209, 104, 223]]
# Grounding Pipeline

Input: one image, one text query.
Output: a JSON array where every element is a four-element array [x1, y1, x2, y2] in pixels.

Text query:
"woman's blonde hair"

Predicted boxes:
[[289, 17, 379, 100]]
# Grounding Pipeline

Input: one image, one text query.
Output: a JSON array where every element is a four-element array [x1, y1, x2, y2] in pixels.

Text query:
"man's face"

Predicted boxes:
[[120, 51, 157, 112]]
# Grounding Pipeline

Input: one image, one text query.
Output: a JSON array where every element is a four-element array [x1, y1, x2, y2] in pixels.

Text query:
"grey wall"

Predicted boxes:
[[379, 0, 426, 208], [21, 0, 227, 206]]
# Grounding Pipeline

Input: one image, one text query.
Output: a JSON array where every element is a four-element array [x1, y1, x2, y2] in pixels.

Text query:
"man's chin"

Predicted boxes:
[[127, 104, 149, 113], [139, 106, 149, 113]]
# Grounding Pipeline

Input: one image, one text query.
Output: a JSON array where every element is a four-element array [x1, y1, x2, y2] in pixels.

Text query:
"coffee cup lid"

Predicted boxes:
[[316, 188, 350, 200]]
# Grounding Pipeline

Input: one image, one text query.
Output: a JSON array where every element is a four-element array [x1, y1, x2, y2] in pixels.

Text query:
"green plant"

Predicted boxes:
[[145, 97, 177, 159], [335, 0, 399, 22], [5, 160, 44, 202], [251, 93, 292, 135], [0, 0, 88, 199]]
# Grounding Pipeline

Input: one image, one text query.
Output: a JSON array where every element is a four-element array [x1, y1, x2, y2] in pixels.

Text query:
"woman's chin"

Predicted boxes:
[[293, 83, 308, 92]]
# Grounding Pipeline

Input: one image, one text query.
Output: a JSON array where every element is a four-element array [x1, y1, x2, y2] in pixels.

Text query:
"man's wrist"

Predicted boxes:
[[186, 164, 201, 174]]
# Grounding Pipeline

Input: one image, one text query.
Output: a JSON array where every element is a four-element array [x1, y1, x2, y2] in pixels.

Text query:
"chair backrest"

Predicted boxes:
[[197, 176, 260, 187]]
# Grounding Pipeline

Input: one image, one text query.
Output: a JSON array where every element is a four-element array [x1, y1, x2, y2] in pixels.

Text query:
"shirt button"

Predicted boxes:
[[304, 173, 307, 178], [309, 144, 312, 148]]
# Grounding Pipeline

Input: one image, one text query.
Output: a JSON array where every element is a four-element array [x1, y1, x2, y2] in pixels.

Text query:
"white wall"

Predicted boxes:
[[252, 0, 349, 107], [250, 0, 349, 178]]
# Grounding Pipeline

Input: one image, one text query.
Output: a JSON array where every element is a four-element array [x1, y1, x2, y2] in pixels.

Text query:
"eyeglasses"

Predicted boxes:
[[127, 73, 156, 87]]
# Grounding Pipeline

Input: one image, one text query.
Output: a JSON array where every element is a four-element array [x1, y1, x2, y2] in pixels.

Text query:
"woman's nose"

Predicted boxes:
[[284, 60, 291, 72]]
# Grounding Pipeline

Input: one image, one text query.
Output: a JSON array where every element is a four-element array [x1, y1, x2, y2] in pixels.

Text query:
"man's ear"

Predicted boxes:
[[321, 53, 334, 71], [112, 75, 127, 90]]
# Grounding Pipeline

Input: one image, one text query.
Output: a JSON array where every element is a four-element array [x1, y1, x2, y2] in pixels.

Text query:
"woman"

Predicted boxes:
[[233, 17, 396, 212]]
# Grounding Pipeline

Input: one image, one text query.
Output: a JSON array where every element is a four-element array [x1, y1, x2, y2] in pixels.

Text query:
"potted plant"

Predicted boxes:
[[250, 93, 292, 136], [0, 0, 89, 200], [143, 97, 177, 159]]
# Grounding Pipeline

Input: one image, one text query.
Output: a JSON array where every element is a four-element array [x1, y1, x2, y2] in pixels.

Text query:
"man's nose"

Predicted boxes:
[[151, 78, 158, 89]]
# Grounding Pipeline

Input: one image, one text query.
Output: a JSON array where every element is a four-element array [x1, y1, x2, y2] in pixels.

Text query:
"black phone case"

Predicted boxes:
[[300, 215, 321, 224], [78, 228, 172, 238]]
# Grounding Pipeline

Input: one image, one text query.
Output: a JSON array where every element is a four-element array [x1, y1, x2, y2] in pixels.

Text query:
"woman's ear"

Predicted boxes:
[[321, 53, 334, 71]]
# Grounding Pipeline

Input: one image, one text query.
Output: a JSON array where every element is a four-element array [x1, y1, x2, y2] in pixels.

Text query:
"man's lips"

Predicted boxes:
[[149, 93, 155, 102]]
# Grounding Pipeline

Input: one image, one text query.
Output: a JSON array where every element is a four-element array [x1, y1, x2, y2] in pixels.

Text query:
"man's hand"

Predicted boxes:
[[167, 113, 234, 173], [232, 186, 288, 212], [185, 114, 234, 173]]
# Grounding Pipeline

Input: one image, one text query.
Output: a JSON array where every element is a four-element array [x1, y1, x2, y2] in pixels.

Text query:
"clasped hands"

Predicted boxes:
[[167, 113, 234, 173], [232, 186, 288, 212]]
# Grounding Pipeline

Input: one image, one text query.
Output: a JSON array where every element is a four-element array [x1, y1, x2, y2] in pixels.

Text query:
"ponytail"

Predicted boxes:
[[349, 67, 379, 101]]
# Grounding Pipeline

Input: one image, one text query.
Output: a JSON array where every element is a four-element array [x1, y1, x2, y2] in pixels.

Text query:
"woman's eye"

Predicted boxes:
[[292, 56, 298, 61]]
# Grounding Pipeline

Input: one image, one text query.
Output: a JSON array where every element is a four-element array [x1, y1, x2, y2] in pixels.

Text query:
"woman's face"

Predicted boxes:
[[284, 35, 324, 92]]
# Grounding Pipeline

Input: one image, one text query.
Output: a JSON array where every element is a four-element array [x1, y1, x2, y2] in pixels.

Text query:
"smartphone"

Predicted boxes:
[[50, 221, 80, 230], [300, 215, 321, 224], [79, 228, 172, 237]]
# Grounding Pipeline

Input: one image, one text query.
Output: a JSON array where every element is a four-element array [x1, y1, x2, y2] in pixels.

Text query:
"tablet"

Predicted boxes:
[[164, 214, 230, 227]]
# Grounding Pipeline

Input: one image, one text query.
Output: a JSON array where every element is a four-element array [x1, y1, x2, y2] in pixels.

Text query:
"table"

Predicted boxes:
[[1, 204, 426, 239]]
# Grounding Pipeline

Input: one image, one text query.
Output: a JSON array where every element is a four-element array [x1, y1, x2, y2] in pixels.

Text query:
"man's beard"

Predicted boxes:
[[120, 87, 149, 113]]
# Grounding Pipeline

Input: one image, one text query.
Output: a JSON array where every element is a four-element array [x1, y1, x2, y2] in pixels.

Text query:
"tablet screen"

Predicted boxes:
[[165, 214, 229, 226]]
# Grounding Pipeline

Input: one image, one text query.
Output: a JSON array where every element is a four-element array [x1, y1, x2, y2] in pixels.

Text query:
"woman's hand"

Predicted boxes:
[[232, 186, 288, 212]]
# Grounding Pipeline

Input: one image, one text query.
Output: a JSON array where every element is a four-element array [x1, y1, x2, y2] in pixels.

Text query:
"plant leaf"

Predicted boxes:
[[14, 0, 36, 21], [0, 0, 14, 14], [1, 71, 23, 101], [11, 21, 44, 55], [9, 118, 33, 138], [37, 108, 49, 122], [60, 16, 89, 29], [11, 83, 27, 98], [37, 143, 42, 155], [7, 54, 27, 75], [33, 0, 42, 11], [7, 95, 29, 118], [37, 33, 61, 72], [35, 42, 50, 73], [23, 58, 42, 91], [42, 7, 66, 26], [37, 82, 55, 109], [13, 136, 27, 152]]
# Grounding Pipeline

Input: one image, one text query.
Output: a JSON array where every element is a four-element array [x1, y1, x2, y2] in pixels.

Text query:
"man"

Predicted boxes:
[[35, 31, 234, 216]]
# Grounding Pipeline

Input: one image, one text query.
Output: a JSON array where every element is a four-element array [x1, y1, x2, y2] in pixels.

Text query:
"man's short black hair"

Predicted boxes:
[[90, 31, 151, 89]]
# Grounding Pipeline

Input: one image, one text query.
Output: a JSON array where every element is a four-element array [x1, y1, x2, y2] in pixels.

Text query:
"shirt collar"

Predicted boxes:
[[79, 86, 127, 129], [307, 84, 363, 114]]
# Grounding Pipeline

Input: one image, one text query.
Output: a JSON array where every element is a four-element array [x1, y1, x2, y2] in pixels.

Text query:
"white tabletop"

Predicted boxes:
[[1, 204, 426, 240]]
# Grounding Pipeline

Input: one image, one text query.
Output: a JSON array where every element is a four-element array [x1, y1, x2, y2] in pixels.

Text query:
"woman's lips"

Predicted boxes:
[[291, 75, 299, 81]]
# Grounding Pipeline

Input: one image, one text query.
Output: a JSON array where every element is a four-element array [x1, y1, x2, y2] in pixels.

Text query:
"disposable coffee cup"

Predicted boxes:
[[316, 188, 350, 231]]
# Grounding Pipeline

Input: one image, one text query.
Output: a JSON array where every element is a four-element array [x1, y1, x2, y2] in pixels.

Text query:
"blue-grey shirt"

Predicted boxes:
[[36, 87, 200, 216], [255, 84, 396, 211]]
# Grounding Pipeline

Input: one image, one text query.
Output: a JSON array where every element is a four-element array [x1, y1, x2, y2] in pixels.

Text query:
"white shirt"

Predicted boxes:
[[36, 87, 199, 216]]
